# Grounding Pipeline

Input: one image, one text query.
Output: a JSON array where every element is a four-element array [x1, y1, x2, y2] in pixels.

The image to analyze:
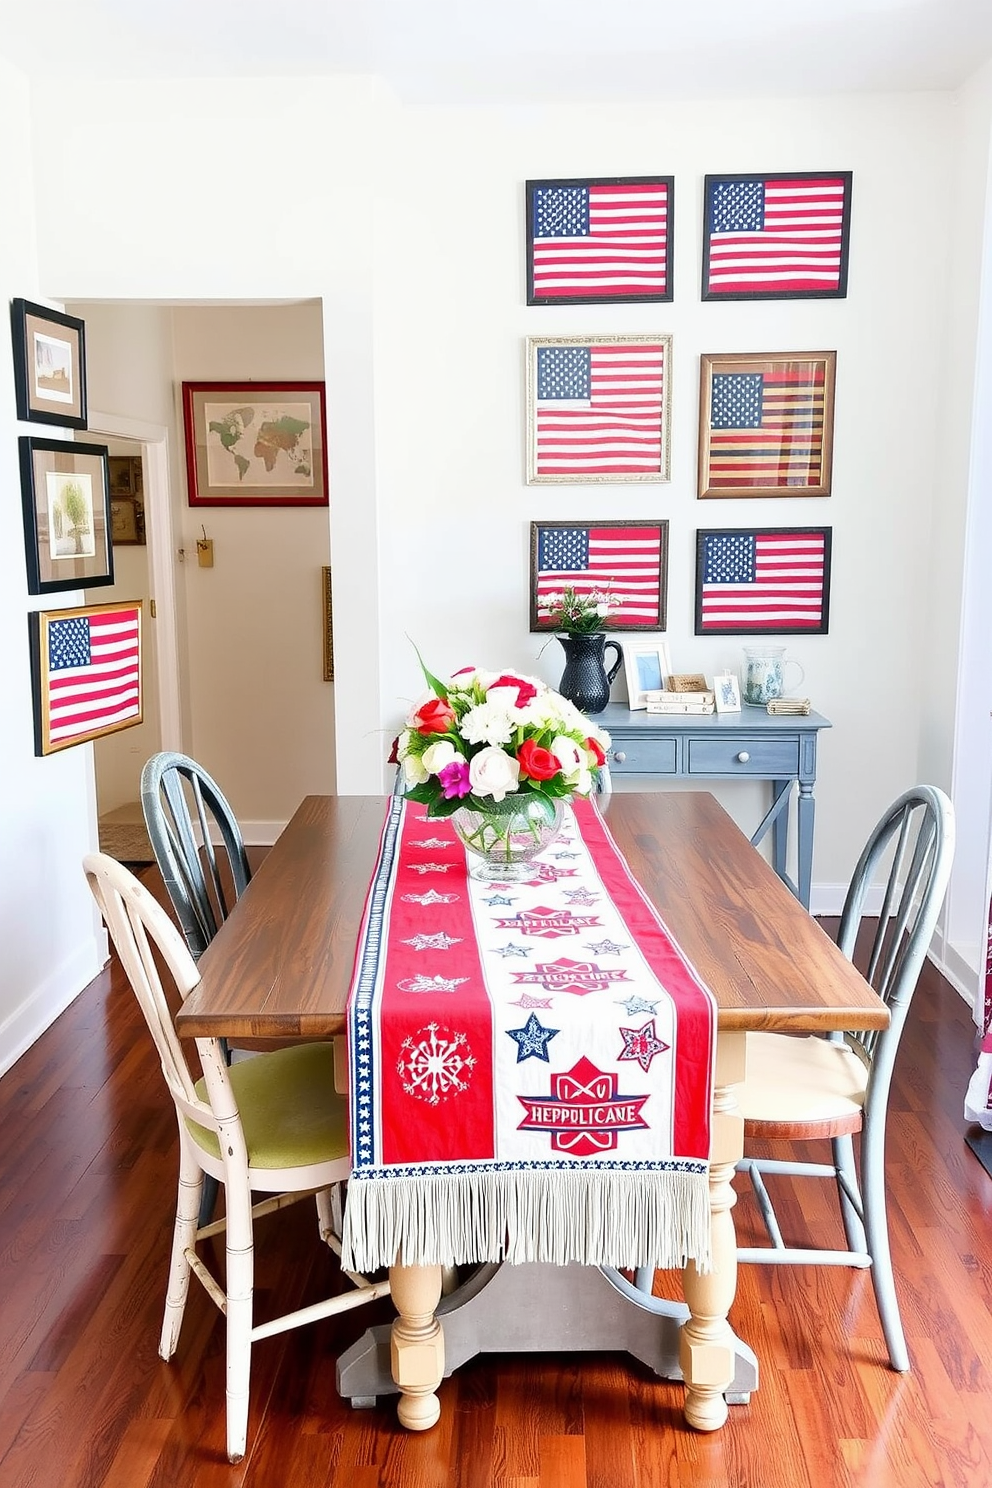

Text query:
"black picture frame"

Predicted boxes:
[[701, 171, 852, 301], [10, 298, 88, 428], [529, 519, 669, 633], [20, 436, 114, 595], [694, 526, 832, 636], [526, 176, 675, 305]]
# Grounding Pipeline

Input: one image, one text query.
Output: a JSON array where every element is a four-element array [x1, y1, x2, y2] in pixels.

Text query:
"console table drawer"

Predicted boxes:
[[687, 738, 799, 777], [607, 738, 677, 774]]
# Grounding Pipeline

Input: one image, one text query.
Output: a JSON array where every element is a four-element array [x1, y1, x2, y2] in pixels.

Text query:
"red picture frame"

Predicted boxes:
[[182, 381, 328, 507]]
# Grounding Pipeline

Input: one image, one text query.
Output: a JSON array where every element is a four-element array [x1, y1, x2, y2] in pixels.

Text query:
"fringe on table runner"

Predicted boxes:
[[341, 1166, 711, 1274]]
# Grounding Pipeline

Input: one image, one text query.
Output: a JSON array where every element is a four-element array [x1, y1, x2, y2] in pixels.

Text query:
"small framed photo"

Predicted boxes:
[[29, 600, 142, 755], [182, 381, 328, 506], [526, 176, 674, 305], [701, 172, 852, 300], [698, 351, 836, 499], [695, 527, 832, 636], [19, 437, 113, 595], [10, 299, 87, 429], [622, 637, 673, 709], [530, 520, 669, 633], [110, 497, 143, 546], [321, 565, 334, 681], [526, 335, 672, 483], [713, 673, 742, 713]]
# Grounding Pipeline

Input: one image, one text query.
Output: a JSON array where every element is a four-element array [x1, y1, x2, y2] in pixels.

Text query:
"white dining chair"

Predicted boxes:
[[83, 851, 389, 1463], [734, 785, 954, 1371]]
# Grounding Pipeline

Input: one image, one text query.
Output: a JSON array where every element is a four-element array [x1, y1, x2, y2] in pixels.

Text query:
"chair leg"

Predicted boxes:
[[831, 1134, 867, 1255], [224, 1183, 255, 1463], [861, 1114, 909, 1371], [159, 1145, 204, 1360]]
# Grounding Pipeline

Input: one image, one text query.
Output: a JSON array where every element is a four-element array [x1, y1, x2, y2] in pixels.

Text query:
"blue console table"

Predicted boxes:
[[596, 703, 832, 908]]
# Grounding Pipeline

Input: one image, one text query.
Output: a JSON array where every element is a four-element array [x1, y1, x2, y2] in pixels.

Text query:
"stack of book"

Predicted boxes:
[[644, 689, 715, 715], [766, 697, 812, 715]]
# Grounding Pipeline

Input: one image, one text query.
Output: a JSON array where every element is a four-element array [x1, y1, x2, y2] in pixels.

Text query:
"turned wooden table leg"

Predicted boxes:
[[389, 1262, 444, 1430], [679, 1031, 746, 1432]]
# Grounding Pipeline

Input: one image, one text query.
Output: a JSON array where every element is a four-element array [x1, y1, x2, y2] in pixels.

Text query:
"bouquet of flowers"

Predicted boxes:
[[540, 585, 613, 634], [391, 654, 611, 819]]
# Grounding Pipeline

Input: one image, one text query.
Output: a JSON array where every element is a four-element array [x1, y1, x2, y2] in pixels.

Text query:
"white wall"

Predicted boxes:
[[0, 55, 106, 1077]]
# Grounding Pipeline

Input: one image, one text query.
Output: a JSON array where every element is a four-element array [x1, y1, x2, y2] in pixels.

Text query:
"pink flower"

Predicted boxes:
[[438, 760, 472, 799], [489, 672, 539, 709], [412, 697, 456, 735]]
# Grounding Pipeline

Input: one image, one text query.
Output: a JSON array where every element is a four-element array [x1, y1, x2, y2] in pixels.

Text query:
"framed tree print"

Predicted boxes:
[[526, 335, 672, 483], [701, 171, 852, 300], [695, 527, 832, 635], [698, 351, 836, 498], [19, 437, 113, 594], [182, 381, 328, 506], [29, 600, 142, 755], [526, 176, 674, 304], [11, 299, 87, 428], [530, 519, 669, 632]]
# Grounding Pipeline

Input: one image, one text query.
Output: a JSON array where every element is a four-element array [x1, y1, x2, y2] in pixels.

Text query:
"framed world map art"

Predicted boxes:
[[182, 381, 328, 506]]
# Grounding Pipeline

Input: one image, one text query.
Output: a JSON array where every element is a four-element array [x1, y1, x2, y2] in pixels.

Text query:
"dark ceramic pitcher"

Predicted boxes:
[[556, 632, 623, 714]]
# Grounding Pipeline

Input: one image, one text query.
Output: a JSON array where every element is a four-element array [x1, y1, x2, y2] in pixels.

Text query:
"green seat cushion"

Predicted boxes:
[[186, 1041, 349, 1170]]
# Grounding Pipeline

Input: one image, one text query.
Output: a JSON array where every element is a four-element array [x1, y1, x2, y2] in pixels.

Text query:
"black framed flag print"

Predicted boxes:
[[701, 172, 852, 300]]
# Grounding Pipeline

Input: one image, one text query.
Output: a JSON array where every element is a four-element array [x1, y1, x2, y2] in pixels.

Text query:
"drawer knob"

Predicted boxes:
[[736, 750, 750, 763], [613, 750, 627, 764]]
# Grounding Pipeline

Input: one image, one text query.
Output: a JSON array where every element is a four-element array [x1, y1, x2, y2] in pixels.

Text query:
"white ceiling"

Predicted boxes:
[[3, 0, 992, 103]]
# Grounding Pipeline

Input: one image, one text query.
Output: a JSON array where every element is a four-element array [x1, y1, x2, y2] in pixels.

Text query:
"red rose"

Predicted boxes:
[[412, 697, 456, 735], [517, 738, 561, 782], [584, 735, 606, 766], [490, 673, 539, 709]]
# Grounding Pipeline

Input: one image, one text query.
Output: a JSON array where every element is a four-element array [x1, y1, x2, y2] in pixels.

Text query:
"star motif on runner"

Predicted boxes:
[[552, 850, 582, 860], [586, 938, 628, 956], [402, 889, 459, 905], [396, 974, 470, 994], [401, 931, 462, 951], [616, 994, 659, 1015], [406, 861, 452, 874], [617, 1018, 670, 1073], [411, 837, 451, 849], [493, 906, 600, 939], [509, 992, 553, 1008], [563, 887, 599, 906], [492, 942, 532, 958], [483, 893, 516, 906], [506, 1013, 559, 1063], [397, 1022, 475, 1105]]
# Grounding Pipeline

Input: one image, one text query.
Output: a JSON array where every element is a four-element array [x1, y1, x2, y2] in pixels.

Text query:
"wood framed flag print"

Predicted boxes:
[[526, 176, 674, 304], [694, 527, 831, 636], [698, 351, 835, 498], [530, 520, 669, 632], [701, 171, 852, 300], [526, 335, 672, 483], [29, 600, 142, 755]]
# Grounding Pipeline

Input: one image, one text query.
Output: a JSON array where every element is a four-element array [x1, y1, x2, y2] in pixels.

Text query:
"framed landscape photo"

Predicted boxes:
[[695, 526, 832, 636], [701, 171, 852, 300], [11, 299, 87, 429], [526, 334, 672, 483], [19, 437, 113, 594], [182, 381, 328, 507], [530, 519, 669, 632], [29, 600, 142, 756], [622, 637, 673, 709], [698, 351, 836, 498], [526, 176, 674, 305]]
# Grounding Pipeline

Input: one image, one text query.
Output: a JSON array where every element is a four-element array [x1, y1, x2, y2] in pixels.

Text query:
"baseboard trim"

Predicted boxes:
[[0, 939, 106, 1080], [234, 820, 287, 848]]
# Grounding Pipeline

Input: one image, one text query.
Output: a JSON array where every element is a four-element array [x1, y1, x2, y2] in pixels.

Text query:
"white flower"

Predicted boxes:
[[422, 739, 465, 775], [572, 765, 594, 796], [395, 729, 413, 760], [461, 702, 515, 747], [595, 603, 611, 618], [469, 747, 520, 802], [550, 734, 584, 779], [402, 753, 430, 787]]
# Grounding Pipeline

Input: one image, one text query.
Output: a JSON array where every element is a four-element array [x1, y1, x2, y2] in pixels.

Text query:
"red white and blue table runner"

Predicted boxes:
[[341, 795, 717, 1274]]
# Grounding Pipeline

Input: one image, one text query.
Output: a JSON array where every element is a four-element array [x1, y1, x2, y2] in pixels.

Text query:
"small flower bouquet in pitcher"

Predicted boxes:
[[390, 654, 611, 879]]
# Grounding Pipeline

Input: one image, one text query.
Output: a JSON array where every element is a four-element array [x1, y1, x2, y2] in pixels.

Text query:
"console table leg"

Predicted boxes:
[[680, 1033, 746, 1432], [389, 1262, 444, 1430], [797, 783, 815, 909]]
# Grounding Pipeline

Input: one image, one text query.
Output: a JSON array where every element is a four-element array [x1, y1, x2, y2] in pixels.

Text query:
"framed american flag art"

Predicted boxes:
[[697, 351, 836, 499], [526, 334, 672, 484], [29, 600, 143, 755], [526, 176, 674, 305], [530, 520, 669, 632], [701, 171, 852, 301], [694, 527, 832, 636]]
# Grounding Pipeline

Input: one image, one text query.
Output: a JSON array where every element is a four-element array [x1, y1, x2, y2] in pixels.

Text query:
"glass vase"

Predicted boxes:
[[452, 794, 566, 882]]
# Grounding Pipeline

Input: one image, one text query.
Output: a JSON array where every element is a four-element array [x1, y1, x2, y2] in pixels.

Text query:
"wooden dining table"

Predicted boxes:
[[177, 791, 888, 1434]]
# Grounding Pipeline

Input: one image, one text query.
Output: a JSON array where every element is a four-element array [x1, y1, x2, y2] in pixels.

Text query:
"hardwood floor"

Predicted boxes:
[[1, 878, 991, 1487]]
